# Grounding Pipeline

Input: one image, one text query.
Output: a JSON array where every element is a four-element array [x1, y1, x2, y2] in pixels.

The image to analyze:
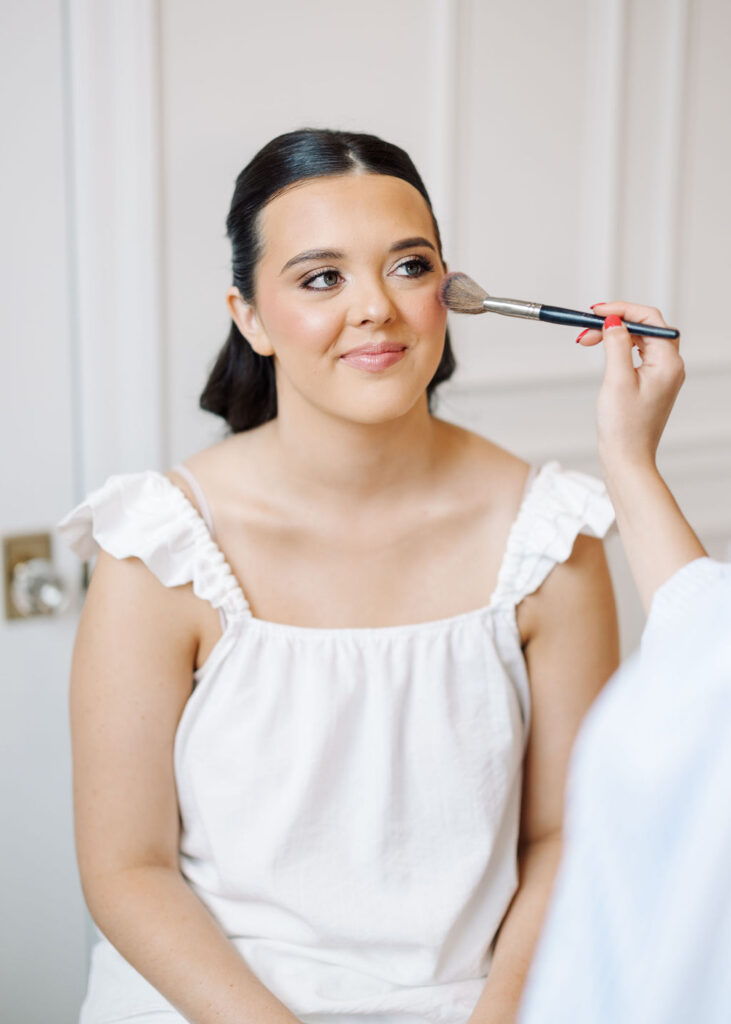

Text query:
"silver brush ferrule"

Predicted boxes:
[[482, 297, 542, 320]]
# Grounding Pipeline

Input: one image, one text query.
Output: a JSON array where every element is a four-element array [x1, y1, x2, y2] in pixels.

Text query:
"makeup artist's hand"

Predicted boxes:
[[577, 302, 705, 613], [576, 302, 685, 475]]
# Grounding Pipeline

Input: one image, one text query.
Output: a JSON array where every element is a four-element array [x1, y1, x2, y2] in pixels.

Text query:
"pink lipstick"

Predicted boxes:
[[339, 343, 407, 373]]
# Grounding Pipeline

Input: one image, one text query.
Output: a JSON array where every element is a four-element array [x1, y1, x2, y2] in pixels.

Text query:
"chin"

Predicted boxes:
[[332, 384, 429, 426]]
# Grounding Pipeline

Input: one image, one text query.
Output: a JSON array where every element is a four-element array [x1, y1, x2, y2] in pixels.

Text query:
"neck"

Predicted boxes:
[[262, 389, 440, 506]]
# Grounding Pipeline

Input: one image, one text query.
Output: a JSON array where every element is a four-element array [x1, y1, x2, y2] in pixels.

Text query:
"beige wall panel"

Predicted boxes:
[[618, 0, 677, 308], [678, 0, 731, 367], [452, 0, 601, 386]]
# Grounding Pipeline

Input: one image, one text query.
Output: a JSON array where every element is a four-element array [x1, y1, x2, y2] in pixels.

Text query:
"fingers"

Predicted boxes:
[[601, 315, 637, 383], [599, 313, 686, 399], [591, 300, 668, 329], [576, 300, 677, 353], [591, 306, 686, 482]]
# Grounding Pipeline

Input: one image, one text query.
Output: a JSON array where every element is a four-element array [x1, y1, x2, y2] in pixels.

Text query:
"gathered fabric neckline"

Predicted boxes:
[[157, 467, 539, 638], [58, 460, 615, 643]]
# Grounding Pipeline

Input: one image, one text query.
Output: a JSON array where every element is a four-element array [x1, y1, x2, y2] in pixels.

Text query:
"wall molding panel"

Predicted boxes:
[[65, 0, 165, 494], [651, 0, 690, 318], [579, 0, 628, 305], [429, 0, 461, 260]]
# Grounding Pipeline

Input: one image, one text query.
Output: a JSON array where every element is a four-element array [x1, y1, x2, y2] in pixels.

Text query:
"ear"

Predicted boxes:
[[226, 288, 274, 357]]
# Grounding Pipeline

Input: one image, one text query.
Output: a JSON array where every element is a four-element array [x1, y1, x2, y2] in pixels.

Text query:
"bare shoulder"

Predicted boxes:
[[79, 541, 201, 674], [165, 428, 268, 511], [77, 447, 229, 684], [79, 549, 199, 670], [438, 421, 617, 650], [519, 528, 618, 649], [434, 418, 533, 518]]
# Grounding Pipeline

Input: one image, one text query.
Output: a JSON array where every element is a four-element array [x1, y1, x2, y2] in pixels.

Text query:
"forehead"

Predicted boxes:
[[257, 173, 436, 257]]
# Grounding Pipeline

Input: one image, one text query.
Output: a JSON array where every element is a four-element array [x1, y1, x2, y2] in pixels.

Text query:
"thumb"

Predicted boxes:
[[602, 314, 636, 382]]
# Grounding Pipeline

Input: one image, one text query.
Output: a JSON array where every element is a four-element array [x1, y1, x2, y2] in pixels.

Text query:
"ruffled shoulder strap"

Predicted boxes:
[[490, 460, 616, 609], [56, 471, 250, 625]]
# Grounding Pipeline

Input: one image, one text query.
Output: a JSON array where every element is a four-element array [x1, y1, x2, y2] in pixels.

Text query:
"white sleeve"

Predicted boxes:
[[518, 558, 731, 1024], [643, 556, 731, 647]]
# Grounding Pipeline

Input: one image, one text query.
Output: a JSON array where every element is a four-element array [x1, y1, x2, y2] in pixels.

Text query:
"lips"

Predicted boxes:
[[339, 343, 408, 373], [341, 342, 406, 357]]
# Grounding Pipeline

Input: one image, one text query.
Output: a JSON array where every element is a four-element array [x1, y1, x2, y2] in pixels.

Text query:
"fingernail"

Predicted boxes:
[[590, 302, 606, 309], [575, 329, 589, 343], [604, 315, 623, 329]]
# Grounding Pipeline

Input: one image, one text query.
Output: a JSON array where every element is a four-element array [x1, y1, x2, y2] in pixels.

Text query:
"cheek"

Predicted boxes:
[[260, 285, 341, 353], [403, 287, 447, 341]]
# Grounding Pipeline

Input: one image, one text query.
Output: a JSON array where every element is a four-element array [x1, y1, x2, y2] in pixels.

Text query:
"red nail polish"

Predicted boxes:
[[604, 315, 623, 329], [575, 329, 589, 343], [590, 303, 605, 309]]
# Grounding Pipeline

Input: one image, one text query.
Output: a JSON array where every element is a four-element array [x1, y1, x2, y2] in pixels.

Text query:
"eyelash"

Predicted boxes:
[[299, 255, 435, 291]]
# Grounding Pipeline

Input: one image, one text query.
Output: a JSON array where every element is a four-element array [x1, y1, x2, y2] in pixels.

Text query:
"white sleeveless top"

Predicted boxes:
[[57, 460, 615, 1024]]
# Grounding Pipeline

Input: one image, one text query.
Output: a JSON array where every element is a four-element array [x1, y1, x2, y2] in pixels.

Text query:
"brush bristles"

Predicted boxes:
[[438, 272, 489, 314]]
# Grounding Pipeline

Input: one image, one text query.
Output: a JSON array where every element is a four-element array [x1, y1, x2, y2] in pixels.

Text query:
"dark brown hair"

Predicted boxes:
[[200, 128, 456, 432]]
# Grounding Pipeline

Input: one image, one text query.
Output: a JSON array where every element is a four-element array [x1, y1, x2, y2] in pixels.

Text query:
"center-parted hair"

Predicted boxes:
[[200, 128, 456, 432]]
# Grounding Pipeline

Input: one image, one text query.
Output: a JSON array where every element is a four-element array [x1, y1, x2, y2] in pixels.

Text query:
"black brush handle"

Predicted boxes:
[[539, 304, 680, 339]]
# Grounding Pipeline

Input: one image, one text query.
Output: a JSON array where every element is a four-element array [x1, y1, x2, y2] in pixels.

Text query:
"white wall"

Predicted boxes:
[[3, 1, 730, 1020]]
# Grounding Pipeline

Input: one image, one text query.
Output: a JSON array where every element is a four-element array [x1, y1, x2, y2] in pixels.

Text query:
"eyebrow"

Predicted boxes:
[[279, 236, 437, 275]]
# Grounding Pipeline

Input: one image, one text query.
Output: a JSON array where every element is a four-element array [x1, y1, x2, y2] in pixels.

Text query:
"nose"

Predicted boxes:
[[346, 274, 395, 328]]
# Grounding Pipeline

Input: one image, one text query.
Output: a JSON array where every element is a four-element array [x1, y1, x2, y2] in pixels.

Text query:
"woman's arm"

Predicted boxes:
[[600, 465, 706, 614], [71, 550, 300, 1024], [580, 305, 707, 611], [467, 533, 620, 1024]]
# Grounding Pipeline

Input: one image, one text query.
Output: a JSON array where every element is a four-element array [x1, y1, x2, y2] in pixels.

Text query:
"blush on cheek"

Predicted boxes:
[[405, 289, 448, 339], [264, 299, 341, 353]]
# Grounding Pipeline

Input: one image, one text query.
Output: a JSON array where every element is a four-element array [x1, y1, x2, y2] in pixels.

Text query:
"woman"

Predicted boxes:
[[59, 128, 619, 1024]]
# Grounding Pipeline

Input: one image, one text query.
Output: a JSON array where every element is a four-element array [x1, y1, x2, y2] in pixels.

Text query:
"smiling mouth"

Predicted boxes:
[[341, 342, 407, 357], [339, 346, 408, 373]]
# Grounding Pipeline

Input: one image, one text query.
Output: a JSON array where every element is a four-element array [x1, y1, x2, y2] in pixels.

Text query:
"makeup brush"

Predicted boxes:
[[439, 272, 680, 340]]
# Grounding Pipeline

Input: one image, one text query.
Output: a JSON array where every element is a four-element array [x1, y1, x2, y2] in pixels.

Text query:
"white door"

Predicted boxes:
[[3, 2, 164, 1019], [2, 3, 90, 1021]]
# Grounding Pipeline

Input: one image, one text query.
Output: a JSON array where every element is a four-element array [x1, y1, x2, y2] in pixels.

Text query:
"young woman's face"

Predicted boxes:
[[232, 173, 448, 425]]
